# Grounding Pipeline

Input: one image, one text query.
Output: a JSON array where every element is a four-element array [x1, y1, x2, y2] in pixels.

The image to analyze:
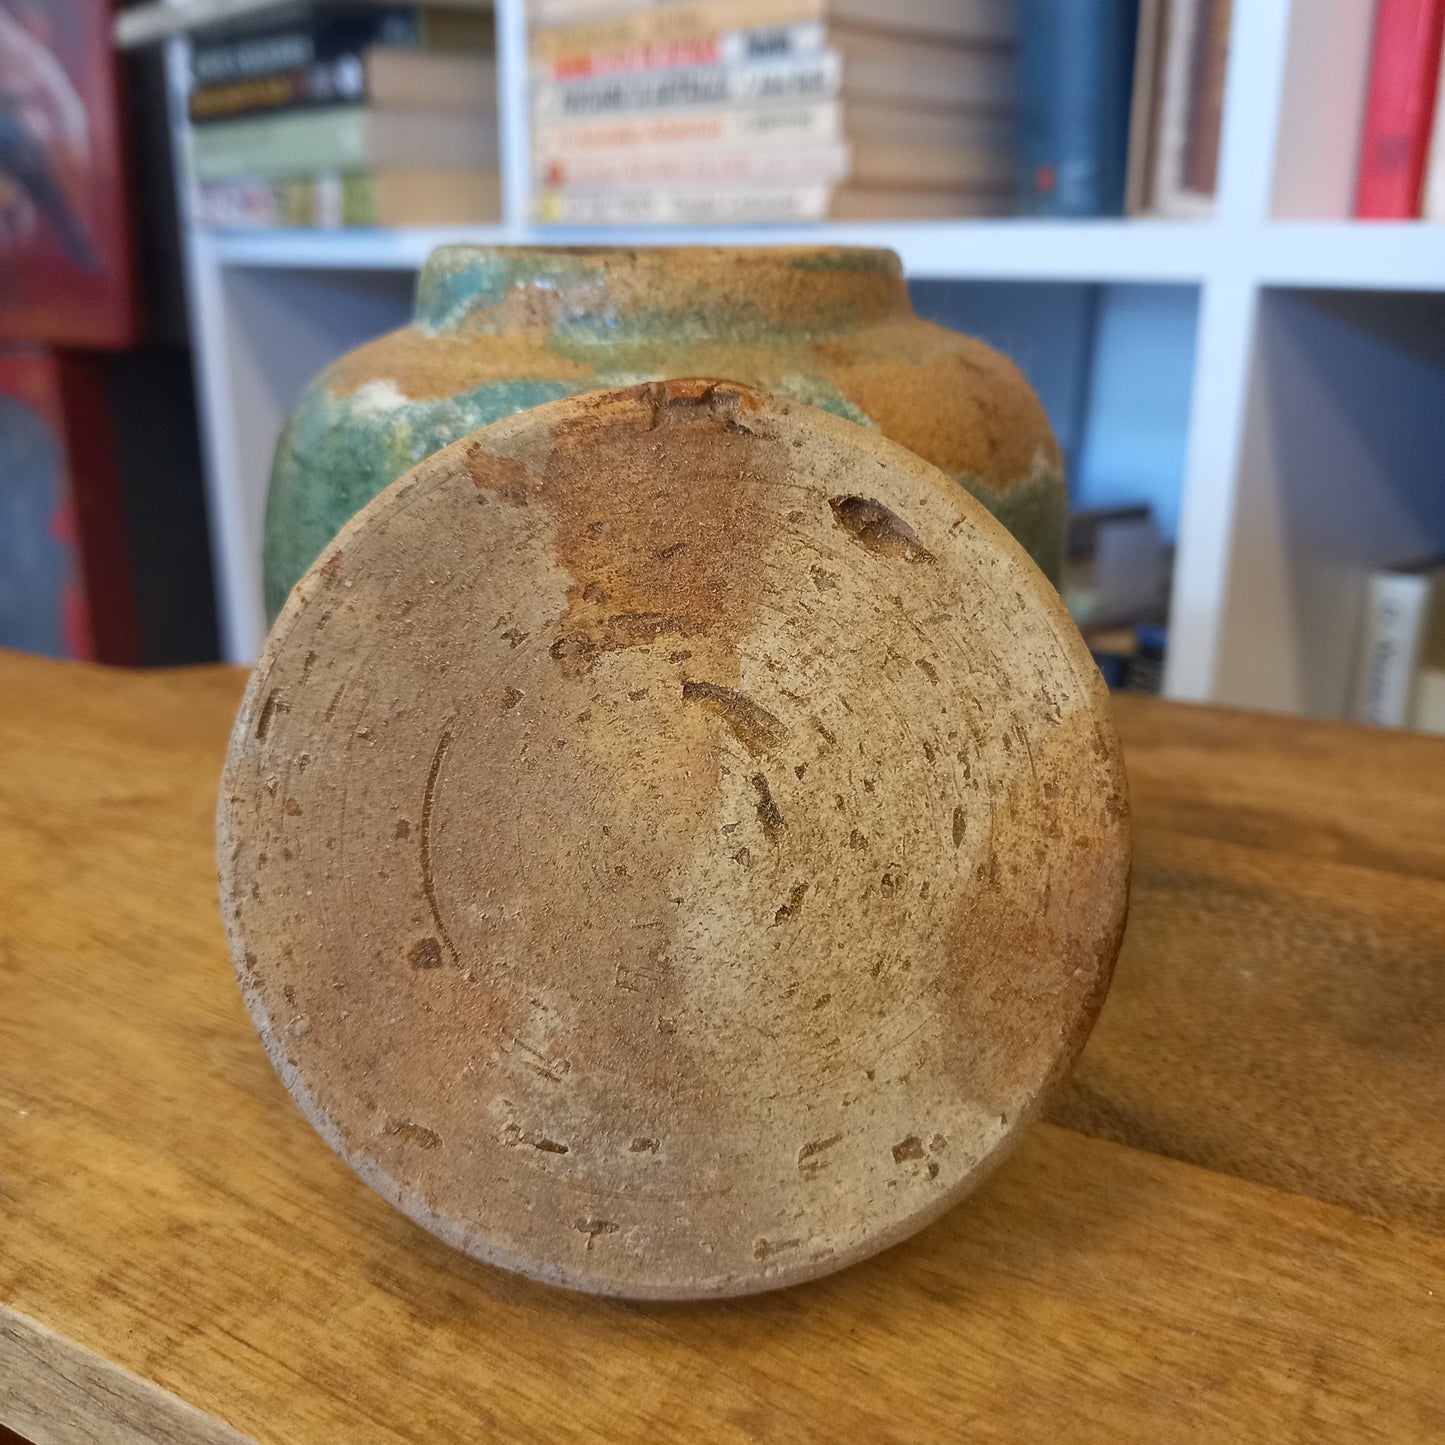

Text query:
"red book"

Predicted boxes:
[[1355, 0, 1445, 218]]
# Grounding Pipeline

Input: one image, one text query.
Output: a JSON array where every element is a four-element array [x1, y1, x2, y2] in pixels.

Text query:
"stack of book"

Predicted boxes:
[[187, 4, 501, 229], [527, 0, 1021, 225]]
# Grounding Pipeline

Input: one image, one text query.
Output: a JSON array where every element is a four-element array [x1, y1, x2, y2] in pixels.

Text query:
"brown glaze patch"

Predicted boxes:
[[810, 323, 1062, 496], [463, 449, 533, 502], [500, 380, 781, 679]]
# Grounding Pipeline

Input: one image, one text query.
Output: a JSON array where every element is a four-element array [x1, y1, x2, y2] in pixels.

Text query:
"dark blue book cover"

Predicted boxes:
[[1018, 0, 1140, 217]]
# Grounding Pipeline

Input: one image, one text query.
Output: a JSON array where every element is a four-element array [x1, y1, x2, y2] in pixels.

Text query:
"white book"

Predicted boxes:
[[530, 51, 841, 118], [532, 100, 842, 151], [1350, 561, 1445, 727], [1270, 0, 1378, 220], [536, 140, 849, 186], [1150, 0, 1211, 218], [532, 184, 832, 224], [530, 0, 1017, 48], [1412, 667, 1445, 734], [1422, 27, 1445, 220], [532, 20, 827, 79]]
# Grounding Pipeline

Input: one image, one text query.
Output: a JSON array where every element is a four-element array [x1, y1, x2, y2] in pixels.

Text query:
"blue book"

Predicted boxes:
[[1017, 0, 1140, 217]]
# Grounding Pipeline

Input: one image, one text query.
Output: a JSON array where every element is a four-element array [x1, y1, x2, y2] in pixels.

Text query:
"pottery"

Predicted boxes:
[[263, 245, 1068, 618], [223, 379, 1129, 1299]]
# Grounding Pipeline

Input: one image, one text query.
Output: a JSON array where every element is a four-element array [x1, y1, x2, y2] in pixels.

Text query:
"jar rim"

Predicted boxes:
[[415, 244, 910, 338]]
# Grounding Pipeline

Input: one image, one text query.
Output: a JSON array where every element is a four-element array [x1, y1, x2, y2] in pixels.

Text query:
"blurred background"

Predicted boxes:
[[2, 0, 1443, 727]]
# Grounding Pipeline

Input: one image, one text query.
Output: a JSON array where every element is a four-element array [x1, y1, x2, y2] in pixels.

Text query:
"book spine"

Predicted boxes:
[[541, 21, 824, 79], [1354, 0, 1445, 219], [192, 174, 371, 227], [536, 140, 848, 186], [530, 0, 822, 62], [532, 184, 831, 223], [531, 52, 841, 119], [1409, 666, 1445, 732], [191, 10, 425, 85], [532, 101, 841, 151], [1350, 571, 1433, 725], [189, 54, 369, 122], [1425, 29, 1445, 218], [1183, 0, 1231, 195], [189, 107, 367, 180], [192, 176, 282, 227], [1149, 0, 1218, 217], [1017, 0, 1139, 218], [1124, 0, 1164, 215]]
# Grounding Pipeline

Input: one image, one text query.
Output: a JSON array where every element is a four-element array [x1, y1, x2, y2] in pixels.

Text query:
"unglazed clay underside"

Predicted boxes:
[[223, 381, 1128, 1299]]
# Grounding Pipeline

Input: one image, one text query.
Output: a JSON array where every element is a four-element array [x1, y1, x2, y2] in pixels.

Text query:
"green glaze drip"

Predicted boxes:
[[264, 376, 581, 616], [953, 464, 1068, 586], [770, 375, 876, 427], [542, 300, 869, 351], [787, 250, 898, 274], [416, 251, 603, 334]]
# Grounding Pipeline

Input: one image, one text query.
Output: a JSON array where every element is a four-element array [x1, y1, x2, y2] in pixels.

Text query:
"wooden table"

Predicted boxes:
[[1, 649, 1441, 1444]]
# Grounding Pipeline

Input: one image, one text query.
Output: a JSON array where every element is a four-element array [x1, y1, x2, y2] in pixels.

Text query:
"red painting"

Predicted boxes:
[[0, 0, 138, 347], [0, 347, 138, 660]]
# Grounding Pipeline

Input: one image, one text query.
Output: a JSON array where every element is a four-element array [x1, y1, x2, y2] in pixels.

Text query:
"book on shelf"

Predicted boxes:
[[1269, 0, 1379, 220], [1017, 0, 1139, 218], [189, 104, 498, 180], [532, 101, 1014, 154], [532, 100, 843, 151], [530, 50, 842, 118], [529, 0, 1017, 60], [1349, 559, 1445, 729], [827, 29, 1015, 111], [537, 140, 849, 186], [117, 0, 495, 49], [189, 6, 492, 85], [192, 169, 500, 225], [1355, 0, 1445, 219], [532, 183, 833, 223], [532, 181, 1012, 224], [826, 184, 1012, 219], [535, 18, 827, 79], [850, 138, 1015, 191], [190, 49, 497, 121], [1425, 24, 1445, 218], [1138, 0, 1232, 218], [1412, 666, 1445, 734], [1123, 0, 1165, 214]]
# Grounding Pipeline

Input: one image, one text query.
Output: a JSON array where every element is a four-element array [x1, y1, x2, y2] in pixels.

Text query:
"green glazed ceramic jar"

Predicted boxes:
[[264, 245, 1067, 617]]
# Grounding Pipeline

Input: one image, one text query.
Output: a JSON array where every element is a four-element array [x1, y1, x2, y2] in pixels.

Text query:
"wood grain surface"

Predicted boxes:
[[2, 649, 1443, 1443], [219, 381, 1128, 1299]]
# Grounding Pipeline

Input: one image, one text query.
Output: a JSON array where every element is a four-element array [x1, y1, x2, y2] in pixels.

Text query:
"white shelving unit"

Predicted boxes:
[[171, 0, 1445, 720]]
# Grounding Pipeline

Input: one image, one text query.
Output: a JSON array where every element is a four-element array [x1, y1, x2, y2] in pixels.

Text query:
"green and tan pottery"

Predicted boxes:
[[263, 245, 1067, 617]]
